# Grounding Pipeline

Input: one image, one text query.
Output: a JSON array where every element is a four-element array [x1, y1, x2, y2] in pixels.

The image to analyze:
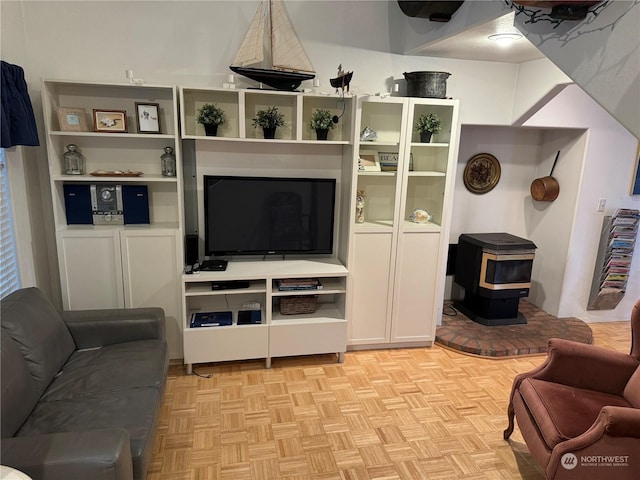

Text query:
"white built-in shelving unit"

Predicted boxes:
[[41, 79, 184, 359]]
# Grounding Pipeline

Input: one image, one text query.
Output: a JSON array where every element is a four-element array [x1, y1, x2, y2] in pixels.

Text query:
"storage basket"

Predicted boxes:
[[279, 295, 318, 315]]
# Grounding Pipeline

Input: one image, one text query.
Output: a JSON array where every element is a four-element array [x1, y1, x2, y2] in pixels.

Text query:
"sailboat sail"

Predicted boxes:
[[271, 0, 314, 73], [229, 0, 315, 90], [232, 1, 266, 66]]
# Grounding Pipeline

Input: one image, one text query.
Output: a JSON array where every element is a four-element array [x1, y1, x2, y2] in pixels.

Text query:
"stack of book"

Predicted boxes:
[[190, 311, 233, 328], [276, 278, 323, 291]]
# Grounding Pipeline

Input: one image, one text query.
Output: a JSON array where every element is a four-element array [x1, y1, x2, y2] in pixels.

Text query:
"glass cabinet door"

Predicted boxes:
[[402, 101, 456, 231], [354, 98, 407, 231]]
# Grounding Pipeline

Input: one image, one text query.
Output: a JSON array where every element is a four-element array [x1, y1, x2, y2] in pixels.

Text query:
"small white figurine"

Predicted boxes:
[[356, 190, 366, 223], [410, 208, 431, 223]]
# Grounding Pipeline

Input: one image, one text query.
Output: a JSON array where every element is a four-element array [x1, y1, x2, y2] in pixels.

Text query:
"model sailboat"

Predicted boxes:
[[229, 0, 315, 91]]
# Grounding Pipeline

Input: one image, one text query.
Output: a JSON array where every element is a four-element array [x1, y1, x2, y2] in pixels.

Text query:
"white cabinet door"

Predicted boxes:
[[348, 232, 394, 345], [58, 230, 123, 310], [391, 232, 440, 343], [120, 229, 183, 358]]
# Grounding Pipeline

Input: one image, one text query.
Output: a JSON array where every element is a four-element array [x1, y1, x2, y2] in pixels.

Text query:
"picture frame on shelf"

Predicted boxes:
[[358, 150, 380, 172], [135, 102, 161, 134], [379, 152, 414, 172], [56, 107, 88, 132], [93, 109, 128, 133]]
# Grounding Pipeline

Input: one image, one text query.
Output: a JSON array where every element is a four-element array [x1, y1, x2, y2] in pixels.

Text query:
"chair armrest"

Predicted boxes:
[[511, 338, 638, 398], [1, 430, 133, 480], [62, 307, 165, 349], [548, 406, 640, 479]]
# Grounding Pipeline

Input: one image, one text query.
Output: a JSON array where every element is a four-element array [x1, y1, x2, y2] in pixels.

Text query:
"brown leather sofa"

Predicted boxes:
[[504, 298, 640, 479], [1, 287, 168, 480]]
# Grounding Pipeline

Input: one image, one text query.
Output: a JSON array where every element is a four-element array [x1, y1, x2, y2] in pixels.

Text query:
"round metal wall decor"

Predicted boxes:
[[463, 153, 501, 194]]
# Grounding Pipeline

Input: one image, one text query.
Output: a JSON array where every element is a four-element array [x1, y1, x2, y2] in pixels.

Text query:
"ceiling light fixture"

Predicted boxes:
[[488, 32, 523, 47]]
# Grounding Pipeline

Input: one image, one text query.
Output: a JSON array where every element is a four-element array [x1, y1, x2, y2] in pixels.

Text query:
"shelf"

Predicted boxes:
[[359, 141, 399, 148], [272, 304, 346, 324], [401, 221, 441, 232], [184, 279, 267, 296], [49, 131, 175, 140], [357, 171, 397, 177], [272, 277, 346, 296], [353, 220, 394, 233], [407, 171, 446, 177], [58, 222, 180, 233], [410, 142, 449, 148], [53, 174, 178, 183]]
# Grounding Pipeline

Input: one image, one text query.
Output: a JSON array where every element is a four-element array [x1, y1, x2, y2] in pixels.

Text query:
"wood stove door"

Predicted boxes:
[[479, 252, 534, 290]]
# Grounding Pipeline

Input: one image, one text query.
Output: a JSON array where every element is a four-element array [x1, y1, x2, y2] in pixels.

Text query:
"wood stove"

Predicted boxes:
[[454, 233, 536, 326]]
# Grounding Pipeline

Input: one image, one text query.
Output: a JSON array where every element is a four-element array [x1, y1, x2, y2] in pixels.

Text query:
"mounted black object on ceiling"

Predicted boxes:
[[397, 1, 465, 22], [505, 1, 607, 25]]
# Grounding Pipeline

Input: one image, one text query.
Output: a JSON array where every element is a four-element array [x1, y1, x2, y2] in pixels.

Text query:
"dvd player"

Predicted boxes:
[[211, 280, 250, 290]]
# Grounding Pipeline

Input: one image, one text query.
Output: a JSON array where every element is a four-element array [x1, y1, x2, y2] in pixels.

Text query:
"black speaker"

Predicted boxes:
[[122, 185, 149, 224], [63, 184, 92, 224], [185, 234, 199, 265]]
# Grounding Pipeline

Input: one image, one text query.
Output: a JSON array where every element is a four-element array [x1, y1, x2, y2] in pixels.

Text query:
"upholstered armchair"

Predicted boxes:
[[504, 299, 640, 480]]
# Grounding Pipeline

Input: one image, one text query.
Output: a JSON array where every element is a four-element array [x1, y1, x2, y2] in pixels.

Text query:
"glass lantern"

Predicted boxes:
[[63, 144, 84, 175], [160, 146, 176, 177]]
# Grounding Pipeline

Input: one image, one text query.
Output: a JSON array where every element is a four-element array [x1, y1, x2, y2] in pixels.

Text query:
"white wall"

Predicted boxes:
[[514, 0, 640, 139], [524, 85, 640, 321]]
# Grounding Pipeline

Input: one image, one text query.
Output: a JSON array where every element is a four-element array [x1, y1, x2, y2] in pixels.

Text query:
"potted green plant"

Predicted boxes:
[[309, 108, 335, 141], [415, 113, 442, 143], [196, 103, 226, 136], [251, 106, 286, 139]]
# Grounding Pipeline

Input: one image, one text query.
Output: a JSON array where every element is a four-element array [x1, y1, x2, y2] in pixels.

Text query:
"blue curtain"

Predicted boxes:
[[1, 61, 39, 148]]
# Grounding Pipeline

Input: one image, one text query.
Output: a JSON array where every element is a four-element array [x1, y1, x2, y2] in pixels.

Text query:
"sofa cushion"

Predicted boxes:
[[520, 378, 631, 449], [1, 287, 75, 395], [1, 334, 40, 438], [16, 387, 161, 480], [40, 340, 168, 402]]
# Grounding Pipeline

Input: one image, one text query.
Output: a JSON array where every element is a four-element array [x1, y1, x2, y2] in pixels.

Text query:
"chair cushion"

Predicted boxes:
[[40, 340, 168, 402], [1, 288, 75, 395], [519, 378, 631, 449], [624, 367, 640, 408]]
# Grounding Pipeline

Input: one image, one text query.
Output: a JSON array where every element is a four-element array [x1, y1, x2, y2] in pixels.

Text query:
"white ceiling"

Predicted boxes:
[[411, 12, 545, 64]]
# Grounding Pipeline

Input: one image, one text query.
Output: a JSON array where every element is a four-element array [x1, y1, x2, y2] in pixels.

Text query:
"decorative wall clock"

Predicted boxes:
[[463, 153, 501, 194]]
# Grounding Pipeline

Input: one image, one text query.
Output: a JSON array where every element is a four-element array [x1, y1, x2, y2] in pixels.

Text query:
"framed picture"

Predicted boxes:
[[135, 102, 161, 134], [93, 109, 128, 133], [358, 150, 380, 172], [57, 107, 88, 132], [379, 152, 413, 171], [631, 140, 640, 195]]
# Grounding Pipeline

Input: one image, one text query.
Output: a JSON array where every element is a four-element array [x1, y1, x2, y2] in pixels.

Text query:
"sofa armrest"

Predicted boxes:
[[62, 307, 165, 349], [511, 338, 638, 398], [1, 430, 133, 480]]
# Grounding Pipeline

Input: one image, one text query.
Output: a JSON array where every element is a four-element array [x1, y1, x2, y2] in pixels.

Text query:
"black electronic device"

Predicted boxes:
[[63, 184, 149, 225], [122, 185, 150, 224], [203, 175, 336, 257], [237, 310, 261, 325], [185, 234, 199, 266], [63, 184, 93, 224], [211, 280, 250, 290], [199, 259, 228, 271]]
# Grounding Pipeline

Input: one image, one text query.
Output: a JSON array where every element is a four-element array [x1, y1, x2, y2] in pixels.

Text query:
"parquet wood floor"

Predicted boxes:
[[147, 321, 631, 480]]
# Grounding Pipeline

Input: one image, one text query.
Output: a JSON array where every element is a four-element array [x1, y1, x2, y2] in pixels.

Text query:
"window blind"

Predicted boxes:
[[0, 149, 21, 298]]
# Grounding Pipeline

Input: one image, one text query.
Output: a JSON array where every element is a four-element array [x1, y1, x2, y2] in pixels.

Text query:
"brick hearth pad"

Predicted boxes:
[[436, 300, 593, 357]]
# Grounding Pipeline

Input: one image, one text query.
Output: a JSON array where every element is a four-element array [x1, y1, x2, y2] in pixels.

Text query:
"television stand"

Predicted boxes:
[[199, 259, 228, 271]]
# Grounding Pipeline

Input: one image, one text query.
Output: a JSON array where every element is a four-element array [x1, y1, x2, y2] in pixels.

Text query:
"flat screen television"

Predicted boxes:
[[204, 175, 336, 256]]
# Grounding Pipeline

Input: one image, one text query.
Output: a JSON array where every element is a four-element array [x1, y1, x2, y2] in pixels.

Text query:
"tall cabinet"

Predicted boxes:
[[42, 80, 184, 359], [347, 96, 460, 348]]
